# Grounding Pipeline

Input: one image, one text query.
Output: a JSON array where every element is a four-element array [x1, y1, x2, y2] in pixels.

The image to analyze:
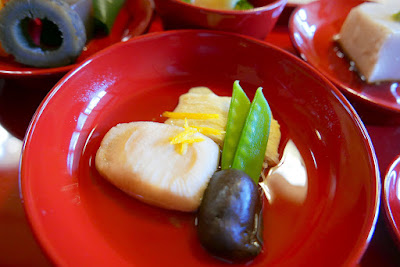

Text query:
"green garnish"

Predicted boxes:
[[234, 0, 254, 10], [232, 87, 271, 183], [393, 11, 400, 22], [93, 0, 126, 34], [221, 81, 251, 170], [222, 81, 272, 183]]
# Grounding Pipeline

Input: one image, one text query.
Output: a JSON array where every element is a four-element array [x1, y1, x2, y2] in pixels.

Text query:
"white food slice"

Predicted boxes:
[[95, 121, 220, 212], [338, 1, 400, 83]]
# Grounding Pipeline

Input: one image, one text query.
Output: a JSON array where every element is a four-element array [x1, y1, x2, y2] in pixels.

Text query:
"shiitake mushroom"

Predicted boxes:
[[197, 169, 263, 263]]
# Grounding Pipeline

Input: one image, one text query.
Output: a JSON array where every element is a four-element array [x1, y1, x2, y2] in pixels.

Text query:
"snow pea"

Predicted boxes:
[[393, 11, 400, 22], [221, 81, 250, 169], [234, 0, 254, 10], [232, 87, 272, 183]]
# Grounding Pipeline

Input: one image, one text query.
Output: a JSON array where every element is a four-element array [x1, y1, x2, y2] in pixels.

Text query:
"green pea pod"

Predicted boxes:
[[234, 0, 254, 10], [221, 81, 251, 169], [93, 0, 126, 34], [393, 11, 400, 22], [232, 87, 272, 183]]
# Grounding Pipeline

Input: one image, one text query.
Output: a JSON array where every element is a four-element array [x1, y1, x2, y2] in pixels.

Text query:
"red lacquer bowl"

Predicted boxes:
[[0, 0, 153, 78], [384, 155, 400, 248], [20, 30, 380, 266], [153, 0, 287, 40], [289, 0, 400, 117]]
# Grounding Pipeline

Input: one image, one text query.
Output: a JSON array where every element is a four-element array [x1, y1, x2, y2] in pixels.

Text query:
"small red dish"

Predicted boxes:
[[0, 0, 153, 78], [289, 0, 400, 115], [383, 155, 400, 248], [20, 30, 380, 266], [153, 0, 287, 40]]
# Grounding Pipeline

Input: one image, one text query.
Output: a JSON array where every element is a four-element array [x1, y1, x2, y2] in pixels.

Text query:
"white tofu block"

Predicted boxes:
[[338, 2, 400, 83]]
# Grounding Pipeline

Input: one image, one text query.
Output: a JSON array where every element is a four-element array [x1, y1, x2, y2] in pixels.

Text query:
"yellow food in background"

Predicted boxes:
[[0, 0, 5, 10], [191, 0, 239, 10]]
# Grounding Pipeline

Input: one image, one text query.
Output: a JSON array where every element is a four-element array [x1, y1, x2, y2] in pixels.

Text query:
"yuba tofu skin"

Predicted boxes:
[[338, 2, 400, 83]]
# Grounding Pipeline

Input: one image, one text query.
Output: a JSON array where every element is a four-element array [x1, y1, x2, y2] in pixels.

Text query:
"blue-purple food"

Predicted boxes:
[[0, 0, 125, 67], [0, 0, 89, 67]]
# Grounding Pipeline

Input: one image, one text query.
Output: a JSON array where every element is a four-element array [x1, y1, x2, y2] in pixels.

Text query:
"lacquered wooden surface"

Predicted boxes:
[[0, 13, 399, 266]]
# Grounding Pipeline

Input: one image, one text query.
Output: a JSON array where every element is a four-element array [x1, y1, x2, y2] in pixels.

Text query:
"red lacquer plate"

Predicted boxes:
[[289, 0, 400, 114], [0, 0, 153, 77], [20, 30, 380, 266], [384, 155, 400, 248]]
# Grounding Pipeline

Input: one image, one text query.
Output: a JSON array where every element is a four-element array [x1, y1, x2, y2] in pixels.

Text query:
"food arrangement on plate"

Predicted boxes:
[[0, 0, 153, 75], [20, 31, 380, 266], [0, 0, 125, 67], [95, 81, 285, 262], [289, 0, 400, 114], [336, 0, 400, 83]]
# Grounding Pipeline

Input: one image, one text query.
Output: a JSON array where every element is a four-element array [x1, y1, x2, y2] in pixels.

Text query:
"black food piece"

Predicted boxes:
[[197, 169, 263, 262], [0, 0, 90, 67]]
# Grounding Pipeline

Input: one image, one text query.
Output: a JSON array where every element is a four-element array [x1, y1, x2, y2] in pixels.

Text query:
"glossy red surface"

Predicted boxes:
[[0, 0, 153, 77], [0, 9, 399, 267], [384, 155, 400, 248], [20, 30, 379, 266], [288, 0, 400, 116], [153, 0, 287, 40]]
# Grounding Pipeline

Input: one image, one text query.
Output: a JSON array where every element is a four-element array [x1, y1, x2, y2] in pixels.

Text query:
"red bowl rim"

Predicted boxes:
[[162, 0, 288, 14], [383, 154, 400, 245]]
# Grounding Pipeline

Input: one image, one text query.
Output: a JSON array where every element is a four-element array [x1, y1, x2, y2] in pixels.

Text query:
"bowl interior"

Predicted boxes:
[[154, 0, 287, 39], [21, 30, 379, 266], [171, 0, 283, 10]]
